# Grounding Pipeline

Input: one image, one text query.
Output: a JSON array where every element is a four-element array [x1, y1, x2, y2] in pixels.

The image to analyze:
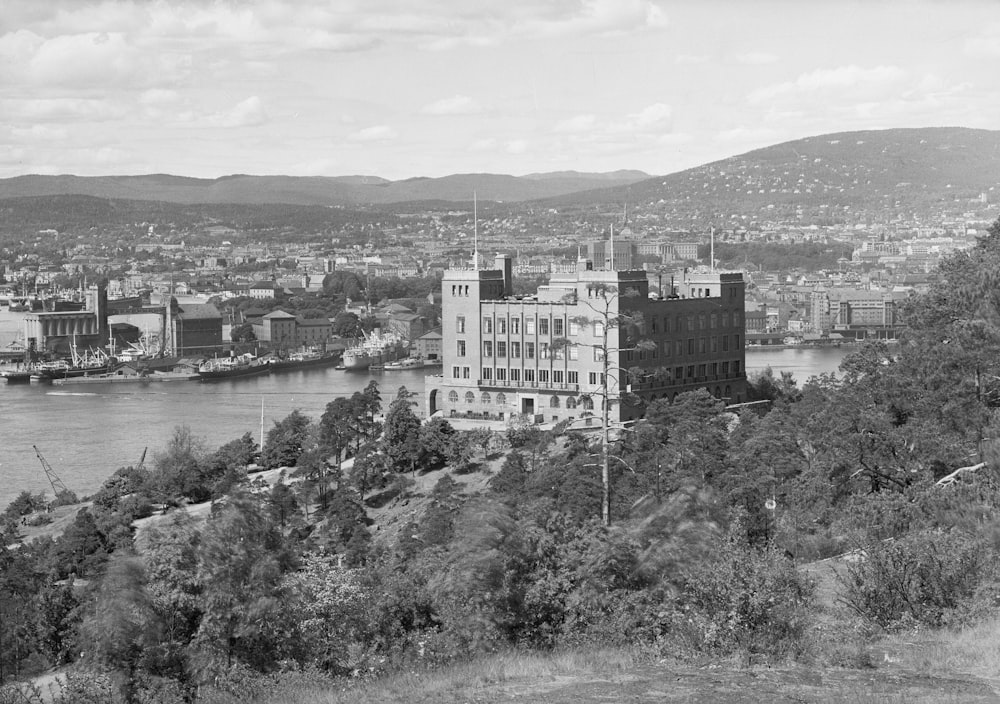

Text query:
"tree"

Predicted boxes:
[[79, 555, 161, 703], [381, 387, 423, 474], [230, 322, 256, 343], [418, 418, 455, 470], [261, 410, 313, 470]]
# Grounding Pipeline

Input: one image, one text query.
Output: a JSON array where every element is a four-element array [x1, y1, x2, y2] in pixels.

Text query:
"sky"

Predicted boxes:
[[1, 0, 999, 181]]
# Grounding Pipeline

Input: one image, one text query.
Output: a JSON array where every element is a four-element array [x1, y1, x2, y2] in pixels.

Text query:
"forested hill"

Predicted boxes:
[[543, 126, 1000, 223], [0, 170, 650, 207]]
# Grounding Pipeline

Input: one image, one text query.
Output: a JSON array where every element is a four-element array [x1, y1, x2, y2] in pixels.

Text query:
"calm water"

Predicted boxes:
[[0, 366, 433, 509], [0, 301, 853, 509]]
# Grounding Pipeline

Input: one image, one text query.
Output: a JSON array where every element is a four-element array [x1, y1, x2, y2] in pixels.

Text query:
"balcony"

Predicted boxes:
[[477, 379, 579, 392]]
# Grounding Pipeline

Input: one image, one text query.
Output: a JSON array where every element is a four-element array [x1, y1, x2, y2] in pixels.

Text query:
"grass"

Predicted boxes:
[[247, 648, 643, 704]]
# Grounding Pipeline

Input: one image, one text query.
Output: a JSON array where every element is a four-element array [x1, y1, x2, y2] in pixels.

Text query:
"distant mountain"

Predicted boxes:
[[0, 170, 650, 207], [542, 127, 1000, 223]]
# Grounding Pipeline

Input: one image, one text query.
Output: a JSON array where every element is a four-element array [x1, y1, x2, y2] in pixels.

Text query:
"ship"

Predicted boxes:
[[341, 330, 408, 371], [30, 346, 117, 382], [268, 348, 342, 374], [197, 353, 271, 381], [382, 357, 426, 371]]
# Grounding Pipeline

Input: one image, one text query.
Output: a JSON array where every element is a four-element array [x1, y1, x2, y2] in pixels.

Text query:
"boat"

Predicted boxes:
[[52, 370, 199, 385], [383, 357, 425, 371], [197, 353, 271, 381], [341, 331, 408, 371], [0, 368, 32, 384], [30, 356, 118, 382], [268, 349, 342, 374]]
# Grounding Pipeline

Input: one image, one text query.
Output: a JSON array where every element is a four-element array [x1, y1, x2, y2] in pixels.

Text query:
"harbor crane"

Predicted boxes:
[[33, 445, 71, 498]]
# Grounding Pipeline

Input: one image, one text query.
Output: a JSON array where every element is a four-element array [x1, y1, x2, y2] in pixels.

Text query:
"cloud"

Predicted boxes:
[[213, 96, 267, 128], [139, 89, 180, 106], [749, 65, 906, 103], [1, 97, 128, 122], [420, 95, 483, 115], [736, 51, 778, 65], [554, 114, 598, 133], [350, 125, 398, 142], [505, 140, 529, 154]]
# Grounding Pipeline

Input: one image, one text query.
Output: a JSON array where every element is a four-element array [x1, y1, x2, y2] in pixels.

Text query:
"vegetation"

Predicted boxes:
[[5, 218, 1000, 702]]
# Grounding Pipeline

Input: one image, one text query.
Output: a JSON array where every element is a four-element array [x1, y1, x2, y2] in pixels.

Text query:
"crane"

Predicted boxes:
[[136, 446, 148, 472], [33, 445, 71, 498]]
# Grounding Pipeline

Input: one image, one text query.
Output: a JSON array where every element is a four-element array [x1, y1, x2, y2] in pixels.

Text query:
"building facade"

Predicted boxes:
[[426, 255, 746, 424]]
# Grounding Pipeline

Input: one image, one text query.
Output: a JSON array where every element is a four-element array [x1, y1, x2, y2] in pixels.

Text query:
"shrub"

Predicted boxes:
[[838, 529, 990, 630], [670, 536, 814, 661]]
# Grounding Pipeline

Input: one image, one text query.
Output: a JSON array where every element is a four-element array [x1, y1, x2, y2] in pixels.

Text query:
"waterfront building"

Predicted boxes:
[[425, 254, 747, 424], [170, 301, 223, 356]]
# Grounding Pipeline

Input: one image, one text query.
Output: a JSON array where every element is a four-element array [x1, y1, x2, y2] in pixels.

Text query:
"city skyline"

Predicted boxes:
[[2, 0, 999, 181]]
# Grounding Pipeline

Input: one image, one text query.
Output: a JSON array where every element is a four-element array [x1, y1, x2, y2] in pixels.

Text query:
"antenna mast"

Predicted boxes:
[[473, 191, 479, 271], [710, 226, 715, 274]]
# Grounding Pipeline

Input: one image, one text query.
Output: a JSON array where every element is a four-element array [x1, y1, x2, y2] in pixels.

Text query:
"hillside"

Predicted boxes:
[[0, 170, 651, 207], [543, 126, 1000, 224]]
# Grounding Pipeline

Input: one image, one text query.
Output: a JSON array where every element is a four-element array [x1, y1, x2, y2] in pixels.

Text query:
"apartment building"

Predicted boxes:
[[426, 254, 747, 424]]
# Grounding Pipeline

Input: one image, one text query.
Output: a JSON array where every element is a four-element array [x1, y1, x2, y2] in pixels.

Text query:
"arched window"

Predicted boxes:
[[550, 395, 560, 408], [481, 392, 491, 405], [496, 392, 507, 405], [582, 396, 594, 410], [724, 385, 731, 399], [448, 390, 458, 403], [465, 391, 475, 404], [714, 386, 722, 397], [566, 396, 577, 409]]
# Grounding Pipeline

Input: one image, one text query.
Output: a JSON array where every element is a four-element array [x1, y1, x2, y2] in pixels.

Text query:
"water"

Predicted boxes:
[[0, 297, 853, 509], [0, 366, 434, 509]]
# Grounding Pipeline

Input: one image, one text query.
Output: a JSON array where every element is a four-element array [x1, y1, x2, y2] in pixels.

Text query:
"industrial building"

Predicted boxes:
[[426, 254, 747, 424]]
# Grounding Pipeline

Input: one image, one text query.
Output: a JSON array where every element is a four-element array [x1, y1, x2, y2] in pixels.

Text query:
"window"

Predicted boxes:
[[650, 319, 658, 333], [465, 391, 475, 404], [497, 341, 507, 357], [711, 337, 718, 353], [734, 360, 741, 373], [483, 341, 493, 357], [687, 315, 694, 331], [567, 371, 578, 384], [723, 311, 730, 327], [526, 319, 535, 334], [710, 313, 717, 329], [675, 315, 683, 332], [539, 369, 550, 382], [511, 341, 520, 358], [526, 342, 535, 359], [550, 395, 560, 408], [582, 396, 594, 410], [697, 364, 706, 377], [481, 392, 491, 404], [452, 365, 460, 378], [735, 311, 743, 327], [496, 367, 507, 381], [688, 338, 694, 355], [663, 341, 671, 358], [498, 318, 506, 334], [687, 365, 694, 378], [569, 346, 578, 360], [511, 318, 520, 334], [524, 369, 535, 382], [675, 366, 683, 380], [457, 340, 466, 356], [497, 392, 507, 405], [566, 397, 577, 409], [734, 334, 741, 349], [589, 372, 599, 385], [594, 321, 604, 337], [553, 370, 564, 383], [448, 390, 458, 402], [540, 343, 550, 359], [676, 340, 684, 357], [569, 321, 579, 335], [482, 367, 492, 380], [463, 366, 470, 378], [510, 369, 520, 381], [483, 317, 493, 333], [699, 338, 706, 354], [711, 362, 718, 376], [699, 314, 706, 330], [539, 318, 549, 335], [722, 361, 730, 374], [722, 336, 729, 352], [594, 346, 605, 361], [456, 315, 465, 333], [553, 319, 564, 336]]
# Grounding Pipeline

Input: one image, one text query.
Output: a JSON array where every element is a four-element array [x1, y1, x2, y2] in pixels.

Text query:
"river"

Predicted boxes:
[[0, 306, 854, 509]]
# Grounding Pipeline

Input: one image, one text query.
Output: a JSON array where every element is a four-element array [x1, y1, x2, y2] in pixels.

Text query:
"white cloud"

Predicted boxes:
[[505, 139, 529, 154], [750, 65, 906, 103], [736, 51, 777, 65], [211, 96, 267, 128], [139, 89, 180, 106], [554, 114, 598, 133], [350, 125, 398, 142], [1, 97, 128, 122], [420, 95, 483, 115]]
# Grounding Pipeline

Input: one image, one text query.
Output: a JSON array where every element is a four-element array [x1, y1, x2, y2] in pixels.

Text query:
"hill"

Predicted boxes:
[[0, 170, 651, 207], [542, 126, 1000, 224]]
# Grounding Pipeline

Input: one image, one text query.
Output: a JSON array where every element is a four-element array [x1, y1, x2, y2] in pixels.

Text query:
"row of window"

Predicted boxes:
[[445, 389, 596, 411], [481, 368, 580, 384], [456, 335, 741, 359], [460, 311, 743, 338]]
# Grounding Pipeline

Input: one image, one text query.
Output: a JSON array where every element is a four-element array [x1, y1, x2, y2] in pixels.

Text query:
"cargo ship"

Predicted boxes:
[[268, 349, 341, 374], [341, 331, 408, 371], [197, 354, 271, 381]]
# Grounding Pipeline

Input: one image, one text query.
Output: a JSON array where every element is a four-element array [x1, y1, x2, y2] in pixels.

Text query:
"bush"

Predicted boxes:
[[669, 537, 814, 661], [838, 529, 990, 630]]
